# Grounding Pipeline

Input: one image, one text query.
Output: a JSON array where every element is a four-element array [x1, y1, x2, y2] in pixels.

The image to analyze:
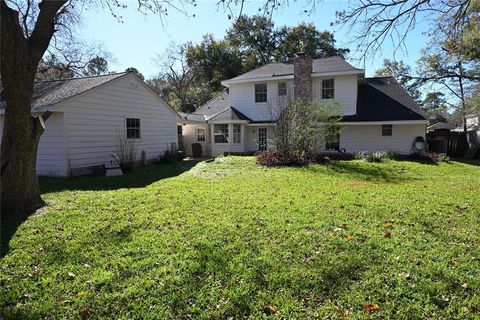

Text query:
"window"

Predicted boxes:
[[177, 125, 183, 135], [381, 124, 393, 136], [233, 124, 241, 144], [322, 79, 335, 99], [255, 83, 268, 103], [214, 124, 229, 143], [196, 128, 205, 142], [325, 125, 340, 151], [278, 82, 287, 96], [126, 118, 141, 139], [258, 127, 267, 151]]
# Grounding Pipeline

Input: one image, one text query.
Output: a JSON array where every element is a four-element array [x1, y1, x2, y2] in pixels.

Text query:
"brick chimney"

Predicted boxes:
[[293, 52, 312, 104]]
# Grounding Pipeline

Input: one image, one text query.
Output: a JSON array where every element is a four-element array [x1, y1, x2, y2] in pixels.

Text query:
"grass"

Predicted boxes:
[[1, 157, 480, 319]]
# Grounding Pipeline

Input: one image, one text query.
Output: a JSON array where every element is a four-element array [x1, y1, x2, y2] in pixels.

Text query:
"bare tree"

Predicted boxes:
[[335, 0, 475, 60], [154, 43, 195, 112]]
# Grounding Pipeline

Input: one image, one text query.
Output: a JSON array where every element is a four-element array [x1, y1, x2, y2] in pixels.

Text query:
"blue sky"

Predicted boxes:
[[79, 0, 431, 79]]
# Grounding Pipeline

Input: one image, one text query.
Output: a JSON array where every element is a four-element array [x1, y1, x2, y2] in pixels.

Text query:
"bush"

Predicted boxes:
[[256, 151, 311, 167], [191, 143, 203, 158], [409, 151, 450, 163], [355, 151, 390, 162]]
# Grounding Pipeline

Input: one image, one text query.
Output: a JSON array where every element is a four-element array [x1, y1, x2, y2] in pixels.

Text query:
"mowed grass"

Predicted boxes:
[[1, 157, 480, 319]]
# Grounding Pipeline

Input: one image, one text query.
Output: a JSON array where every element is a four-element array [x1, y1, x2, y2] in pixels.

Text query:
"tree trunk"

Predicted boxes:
[[1, 1, 67, 254]]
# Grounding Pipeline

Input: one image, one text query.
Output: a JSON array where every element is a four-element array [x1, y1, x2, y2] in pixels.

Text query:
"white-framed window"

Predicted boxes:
[[214, 124, 229, 143], [196, 127, 205, 142], [233, 124, 241, 144], [126, 118, 141, 139], [322, 79, 335, 99], [255, 83, 268, 103], [278, 82, 287, 96], [381, 124, 393, 136]]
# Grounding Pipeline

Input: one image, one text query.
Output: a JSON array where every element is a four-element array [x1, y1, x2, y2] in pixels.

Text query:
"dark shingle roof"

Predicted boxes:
[[0, 72, 127, 110], [208, 107, 251, 121], [427, 122, 457, 131], [342, 77, 428, 122], [225, 56, 362, 82]]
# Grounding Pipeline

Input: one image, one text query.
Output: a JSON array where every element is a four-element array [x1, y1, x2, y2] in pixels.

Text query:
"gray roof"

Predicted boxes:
[[208, 107, 251, 121], [195, 90, 230, 117], [177, 111, 206, 122], [343, 77, 428, 122], [225, 56, 363, 82], [427, 122, 457, 131], [0, 72, 127, 110]]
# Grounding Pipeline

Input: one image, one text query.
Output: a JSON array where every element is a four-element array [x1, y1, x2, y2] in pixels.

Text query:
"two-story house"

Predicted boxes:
[[178, 55, 429, 156]]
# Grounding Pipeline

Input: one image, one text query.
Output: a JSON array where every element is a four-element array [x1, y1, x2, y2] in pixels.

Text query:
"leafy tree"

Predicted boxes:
[[421, 92, 449, 124], [186, 34, 244, 93], [274, 23, 349, 62], [85, 56, 109, 76], [226, 15, 277, 70], [125, 67, 145, 80]]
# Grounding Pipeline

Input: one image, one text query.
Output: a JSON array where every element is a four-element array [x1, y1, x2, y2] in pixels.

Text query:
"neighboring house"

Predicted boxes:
[[178, 55, 429, 156], [0, 72, 178, 176], [452, 114, 480, 132]]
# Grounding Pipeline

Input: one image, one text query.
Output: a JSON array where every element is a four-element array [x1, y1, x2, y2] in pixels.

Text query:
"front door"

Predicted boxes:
[[258, 127, 267, 151]]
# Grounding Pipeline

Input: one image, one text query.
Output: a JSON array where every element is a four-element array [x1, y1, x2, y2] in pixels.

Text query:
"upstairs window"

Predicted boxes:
[[322, 79, 335, 99], [126, 118, 141, 139], [278, 82, 287, 96], [214, 124, 229, 143], [255, 83, 268, 103], [233, 124, 241, 144], [381, 124, 393, 136], [196, 128, 205, 142]]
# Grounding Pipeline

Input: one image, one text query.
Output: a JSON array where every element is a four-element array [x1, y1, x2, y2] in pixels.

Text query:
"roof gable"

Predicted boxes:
[[343, 77, 428, 122]]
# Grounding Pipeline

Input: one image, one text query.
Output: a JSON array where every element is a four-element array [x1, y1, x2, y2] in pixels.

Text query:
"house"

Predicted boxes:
[[0, 72, 178, 176], [178, 55, 429, 156]]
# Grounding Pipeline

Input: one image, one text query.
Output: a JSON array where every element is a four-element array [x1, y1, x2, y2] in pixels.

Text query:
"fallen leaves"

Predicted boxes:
[[384, 232, 392, 238], [363, 303, 381, 312], [345, 235, 354, 241], [263, 305, 277, 314], [76, 291, 89, 297]]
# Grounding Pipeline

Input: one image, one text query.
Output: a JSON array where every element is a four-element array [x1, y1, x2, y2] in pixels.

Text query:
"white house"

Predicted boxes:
[[0, 72, 178, 176], [178, 55, 429, 156]]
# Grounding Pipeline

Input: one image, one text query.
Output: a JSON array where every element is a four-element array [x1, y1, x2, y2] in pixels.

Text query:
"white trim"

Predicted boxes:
[[341, 120, 428, 125], [208, 120, 249, 124], [221, 70, 364, 86]]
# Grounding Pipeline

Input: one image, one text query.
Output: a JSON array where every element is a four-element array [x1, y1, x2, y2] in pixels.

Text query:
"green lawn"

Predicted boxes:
[[1, 157, 480, 319]]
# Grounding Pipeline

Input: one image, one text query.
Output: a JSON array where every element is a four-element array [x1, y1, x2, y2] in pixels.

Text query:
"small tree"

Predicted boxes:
[[273, 99, 342, 158], [115, 132, 136, 173]]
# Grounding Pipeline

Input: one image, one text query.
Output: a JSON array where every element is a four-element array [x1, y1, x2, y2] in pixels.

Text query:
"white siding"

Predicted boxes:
[[0, 113, 67, 177], [312, 75, 357, 115], [228, 81, 293, 122], [180, 123, 208, 157], [228, 75, 358, 121], [57, 73, 177, 172], [245, 125, 275, 153], [209, 123, 246, 156], [340, 124, 426, 154]]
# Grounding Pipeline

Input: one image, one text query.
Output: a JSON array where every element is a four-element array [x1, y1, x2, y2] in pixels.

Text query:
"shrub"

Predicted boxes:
[[191, 143, 203, 158], [116, 133, 136, 173], [257, 150, 311, 167], [410, 151, 450, 163]]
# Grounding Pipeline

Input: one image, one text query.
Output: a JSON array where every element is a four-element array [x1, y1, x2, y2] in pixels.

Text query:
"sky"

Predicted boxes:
[[79, 0, 431, 79]]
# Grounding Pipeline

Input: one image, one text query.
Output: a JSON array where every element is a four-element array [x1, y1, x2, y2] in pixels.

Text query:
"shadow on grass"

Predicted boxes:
[[315, 161, 414, 182], [1, 161, 198, 258], [40, 161, 199, 194]]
